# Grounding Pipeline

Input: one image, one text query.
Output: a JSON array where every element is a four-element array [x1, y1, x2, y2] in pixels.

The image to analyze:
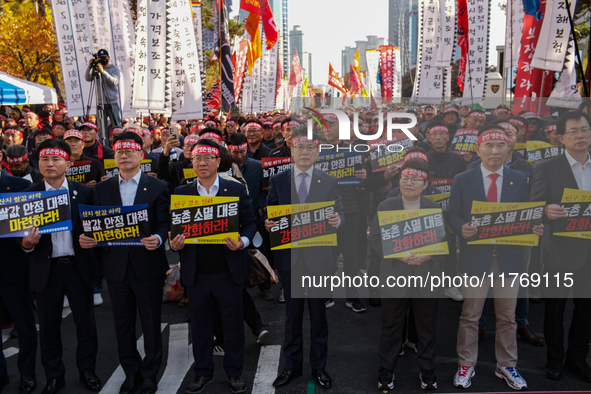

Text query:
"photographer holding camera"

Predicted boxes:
[[84, 49, 121, 132]]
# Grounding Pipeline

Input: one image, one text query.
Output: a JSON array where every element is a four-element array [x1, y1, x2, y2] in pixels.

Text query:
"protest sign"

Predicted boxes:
[[267, 202, 337, 250], [262, 157, 291, 189], [0, 190, 72, 237], [315, 152, 364, 185], [467, 201, 545, 245], [370, 136, 415, 172], [65, 161, 93, 184], [79, 204, 151, 246], [554, 188, 591, 239], [170, 195, 240, 244], [104, 159, 155, 178], [378, 208, 448, 258], [450, 128, 478, 155]]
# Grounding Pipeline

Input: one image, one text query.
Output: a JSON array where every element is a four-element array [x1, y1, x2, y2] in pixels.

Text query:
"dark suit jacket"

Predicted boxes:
[[23, 179, 101, 293], [530, 154, 590, 271], [239, 157, 266, 213], [94, 173, 171, 282], [447, 166, 529, 276], [175, 176, 258, 286], [0, 172, 32, 283], [266, 168, 345, 273], [370, 195, 444, 297]]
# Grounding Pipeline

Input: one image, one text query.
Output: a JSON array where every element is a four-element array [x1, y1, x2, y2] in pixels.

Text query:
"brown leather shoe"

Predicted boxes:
[[517, 325, 544, 346], [478, 328, 484, 343]]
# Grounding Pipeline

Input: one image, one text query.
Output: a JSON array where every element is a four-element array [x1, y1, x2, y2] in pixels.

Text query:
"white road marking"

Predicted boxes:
[[99, 323, 168, 394], [3, 347, 19, 358], [251, 345, 281, 394], [2, 329, 10, 344], [62, 307, 72, 319], [157, 323, 192, 393]]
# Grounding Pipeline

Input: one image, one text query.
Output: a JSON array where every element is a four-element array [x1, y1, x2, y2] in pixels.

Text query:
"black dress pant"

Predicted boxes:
[[214, 288, 264, 346], [188, 271, 244, 378], [36, 259, 97, 380], [107, 262, 165, 380], [0, 275, 37, 377], [281, 267, 329, 371], [380, 297, 438, 371]]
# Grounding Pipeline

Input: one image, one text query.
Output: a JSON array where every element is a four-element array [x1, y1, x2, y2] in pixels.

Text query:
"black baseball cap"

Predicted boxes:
[[97, 49, 109, 57]]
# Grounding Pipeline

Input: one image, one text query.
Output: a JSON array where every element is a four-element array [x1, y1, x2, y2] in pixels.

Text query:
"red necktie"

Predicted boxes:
[[487, 173, 499, 203]]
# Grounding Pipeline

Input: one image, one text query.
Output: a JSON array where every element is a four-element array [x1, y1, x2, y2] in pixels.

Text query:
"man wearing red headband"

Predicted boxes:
[[64, 130, 106, 187], [509, 116, 528, 144], [170, 139, 257, 394], [5, 144, 43, 183], [157, 133, 198, 191], [467, 122, 540, 347], [23, 112, 40, 149], [0, 149, 37, 394], [464, 110, 487, 130], [448, 125, 544, 391], [261, 121, 276, 149], [3, 127, 25, 147], [81, 121, 114, 160], [224, 119, 239, 135], [523, 113, 548, 142], [21, 138, 102, 394], [530, 111, 591, 383], [243, 119, 270, 161], [265, 128, 343, 390], [79, 131, 171, 394], [268, 118, 298, 158], [545, 122, 563, 148]]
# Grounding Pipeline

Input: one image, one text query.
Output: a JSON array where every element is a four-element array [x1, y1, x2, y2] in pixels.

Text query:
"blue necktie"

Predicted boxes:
[[297, 173, 308, 203]]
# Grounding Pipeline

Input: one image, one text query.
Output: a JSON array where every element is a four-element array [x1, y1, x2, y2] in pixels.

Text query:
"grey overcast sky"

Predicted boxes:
[[231, 0, 506, 86]]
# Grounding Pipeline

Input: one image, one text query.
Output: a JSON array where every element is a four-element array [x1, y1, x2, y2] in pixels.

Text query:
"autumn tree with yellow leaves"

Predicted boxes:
[[0, 0, 62, 99]]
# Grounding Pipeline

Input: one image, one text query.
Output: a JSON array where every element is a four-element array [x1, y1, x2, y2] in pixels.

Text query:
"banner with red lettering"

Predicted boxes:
[[380, 46, 393, 103], [328, 63, 348, 95], [234, 39, 249, 104], [457, 0, 468, 92]]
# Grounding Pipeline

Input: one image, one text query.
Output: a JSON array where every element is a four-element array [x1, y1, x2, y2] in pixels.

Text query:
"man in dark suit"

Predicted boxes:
[[447, 125, 543, 391], [530, 110, 591, 382], [79, 132, 170, 394], [265, 128, 344, 390], [170, 138, 257, 394], [0, 152, 37, 394], [21, 138, 101, 394]]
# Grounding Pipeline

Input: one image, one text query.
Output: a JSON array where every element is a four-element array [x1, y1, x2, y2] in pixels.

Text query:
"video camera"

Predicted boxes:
[[90, 53, 108, 70]]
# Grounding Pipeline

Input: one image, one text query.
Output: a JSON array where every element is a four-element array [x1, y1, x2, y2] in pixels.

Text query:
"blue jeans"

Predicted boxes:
[[479, 248, 531, 329]]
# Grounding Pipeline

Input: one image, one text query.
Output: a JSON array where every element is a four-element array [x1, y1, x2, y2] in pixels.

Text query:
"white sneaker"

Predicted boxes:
[[445, 287, 464, 302], [93, 293, 103, 306], [63, 296, 69, 309], [453, 365, 475, 388], [256, 329, 269, 344], [495, 365, 527, 390], [278, 289, 285, 303], [213, 345, 225, 357]]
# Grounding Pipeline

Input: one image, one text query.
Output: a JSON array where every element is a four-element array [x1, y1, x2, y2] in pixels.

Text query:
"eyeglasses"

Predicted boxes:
[[245, 129, 262, 133], [564, 127, 591, 136], [293, 145, 318, 152], [115, 150, 139, 157], [192, 155, 217, 163], [399, 176, 425, 185]]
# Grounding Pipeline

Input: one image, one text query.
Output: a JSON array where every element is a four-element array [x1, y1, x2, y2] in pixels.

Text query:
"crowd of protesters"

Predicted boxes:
[[1, 99, 591, 394]]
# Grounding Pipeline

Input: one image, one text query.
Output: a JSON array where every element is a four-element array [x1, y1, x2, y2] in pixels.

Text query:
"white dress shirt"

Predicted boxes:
[[119, 170, 162, 246], [481, 164, 504, 202], [196, 175, 249, 248], [565, 151, 591, 192], [293, 165, 314, 197], [45, 178, 76, 258]]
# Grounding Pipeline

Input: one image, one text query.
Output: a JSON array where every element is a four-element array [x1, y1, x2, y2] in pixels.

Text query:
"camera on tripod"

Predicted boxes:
[[90, 53, 108, 72]]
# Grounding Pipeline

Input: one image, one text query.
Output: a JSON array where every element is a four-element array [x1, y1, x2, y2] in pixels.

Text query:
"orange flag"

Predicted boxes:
[[245, 12, 261, 75], [328, 63, 348, 95]]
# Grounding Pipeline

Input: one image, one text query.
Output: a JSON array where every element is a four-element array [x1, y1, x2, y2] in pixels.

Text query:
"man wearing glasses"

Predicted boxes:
[[79, 132, 170, 394], [243, 120, 270, 161], [530, 111, 591, 382], [266, 127, 344, 390], [170, 139, 257, 394]]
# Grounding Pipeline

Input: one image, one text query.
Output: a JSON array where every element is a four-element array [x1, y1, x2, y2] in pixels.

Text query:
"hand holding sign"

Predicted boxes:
[[546, 204, 566, 220], [533, 224, 544, 236], [328, 213, 339, 228], [141, 235, 160, 251], [462, 222, 478, 239], [168, 231, 185, 250], [79, 234, 98, 249], [264, 219, 276, 231], [22, 227, 41, 249], [225, 236, 244, 251]]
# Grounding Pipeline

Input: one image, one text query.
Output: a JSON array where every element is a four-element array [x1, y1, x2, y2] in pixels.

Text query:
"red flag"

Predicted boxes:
[[349, 63, 362, 97], [240, 0, 278, 49], [512, 0, 552, 115], [275, 57, 282, 101], [328, 63, 348, 95], [204, 79, 221, 115], [379, 46, 393, 104], [457, 0, 468, 92], [233, 39, 249, 104], [289, 48, 303, 87]]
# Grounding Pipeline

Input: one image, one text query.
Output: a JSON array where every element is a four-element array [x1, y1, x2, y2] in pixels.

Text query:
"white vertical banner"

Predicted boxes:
[[392, 47, 402, 102], [69, 0, 94, 114], [435, 0, 455, 67], [416, 0, 443, 104], [504, 0, 524, 69], [168, 0, 203, 120], [240, 28, 255, 114], [461, 0, 490, 106], [275, 77, 285, 110], [50, 0, 87, 116], [260, 37, 278, 112], [531, 0, 576, 71], [546, 40, 583, 109], [443, 65, 452, 99], [87, 0, 114, 54], [191, 2, 206, 112], [109, 0, 136, 118], [132, 0, 167, 110], [365, 49, 381, 98], [411, 0, 423, 102]]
